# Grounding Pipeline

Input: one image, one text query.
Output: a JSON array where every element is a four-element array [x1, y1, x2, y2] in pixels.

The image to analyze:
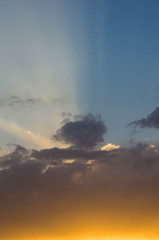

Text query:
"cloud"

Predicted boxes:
[[101, 143, 120, 151], [8, 96, 40, 107], [128, 107, 159, 129], [1, 143, 159, 239], [0, 95, 40, 108], [53, 113, 107, 149]]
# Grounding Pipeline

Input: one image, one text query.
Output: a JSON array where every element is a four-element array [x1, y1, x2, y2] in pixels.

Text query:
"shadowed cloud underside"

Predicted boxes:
[[0, 142, 159, 239]]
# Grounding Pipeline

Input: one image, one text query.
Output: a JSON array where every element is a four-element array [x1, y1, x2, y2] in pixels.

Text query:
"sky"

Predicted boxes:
[[1, 0, 159, 239]]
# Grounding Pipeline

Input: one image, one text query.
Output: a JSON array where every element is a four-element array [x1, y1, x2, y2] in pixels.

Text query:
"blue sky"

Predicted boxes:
[[1, 0, 159, 149]]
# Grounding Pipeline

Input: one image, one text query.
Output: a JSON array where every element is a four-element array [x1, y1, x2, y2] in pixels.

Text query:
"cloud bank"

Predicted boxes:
[[0, 142, 159, 239]]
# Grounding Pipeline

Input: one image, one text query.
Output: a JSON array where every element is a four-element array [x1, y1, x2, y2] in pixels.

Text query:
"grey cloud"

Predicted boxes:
[[128, 107, 159, 129], [0, 143, 159, 238], [31, 147, 111, 165], [53, 113, 107, 149], [8, 96, 40, 107], [32, 147, 87, 161], [0, 96, 40, 107], [1, 143, 159, 187], [0, 143, 159, 208], [0, 145, 30, 169]]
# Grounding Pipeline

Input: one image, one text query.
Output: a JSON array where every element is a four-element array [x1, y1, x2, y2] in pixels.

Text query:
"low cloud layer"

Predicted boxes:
[[53, 113, 107, 149], [0, 143, 159, 239], [0, 113, 159, 239], [129, 106, 159, 129]]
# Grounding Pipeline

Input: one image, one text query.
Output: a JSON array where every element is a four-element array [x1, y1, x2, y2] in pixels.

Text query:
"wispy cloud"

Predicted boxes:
[[0, 96, 40, 108], [128, 107, 159, 129]]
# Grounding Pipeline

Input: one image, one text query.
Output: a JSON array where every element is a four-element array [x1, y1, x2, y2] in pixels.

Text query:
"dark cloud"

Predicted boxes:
[[32, 147, 87, 161], [0, 143, 159, 238], [53, 113, 107, 149], [128, 107, 159, 129]]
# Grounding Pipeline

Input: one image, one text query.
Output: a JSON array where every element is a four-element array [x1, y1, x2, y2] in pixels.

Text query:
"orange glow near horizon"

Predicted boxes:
[[2, 236, 159, 240], [2, 216, 159, 240], [1, 185, 159, 240]]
